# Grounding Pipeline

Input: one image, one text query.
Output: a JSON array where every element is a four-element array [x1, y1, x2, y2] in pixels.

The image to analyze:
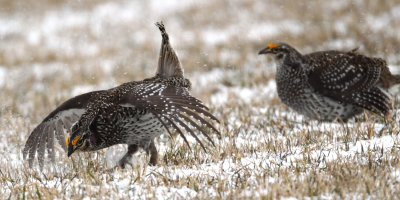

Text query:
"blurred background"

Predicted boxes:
[[1, 0, 399, 118]]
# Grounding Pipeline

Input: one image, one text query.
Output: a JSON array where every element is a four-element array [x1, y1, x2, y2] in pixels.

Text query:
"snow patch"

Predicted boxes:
[[0, 67, 7, 87]]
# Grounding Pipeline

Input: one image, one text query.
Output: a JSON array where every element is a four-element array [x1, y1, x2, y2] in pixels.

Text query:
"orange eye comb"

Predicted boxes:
[[72, 135, 81, 146], [268, 43, 279, 49]]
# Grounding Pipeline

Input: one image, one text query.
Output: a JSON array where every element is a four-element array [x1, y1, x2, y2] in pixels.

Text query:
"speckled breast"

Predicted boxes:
[[93, 107, 164, 148]]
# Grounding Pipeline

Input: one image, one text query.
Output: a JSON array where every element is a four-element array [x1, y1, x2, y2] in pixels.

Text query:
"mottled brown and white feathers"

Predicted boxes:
[[259, 42, 399, 121], [23, 91, 104, 169], [23, 22, 220, 169]]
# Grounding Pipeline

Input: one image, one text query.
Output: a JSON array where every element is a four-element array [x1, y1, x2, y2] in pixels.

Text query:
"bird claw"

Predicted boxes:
[[149, 157, 158, 166], [103, 159, 133, 172], [118, 158, 133, 169]]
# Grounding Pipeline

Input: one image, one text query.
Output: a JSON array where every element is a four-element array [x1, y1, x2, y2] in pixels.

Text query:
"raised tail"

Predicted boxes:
[[379, 71, 400, 89], [376, 58, 400, 88], [155, 22, 184, 78]]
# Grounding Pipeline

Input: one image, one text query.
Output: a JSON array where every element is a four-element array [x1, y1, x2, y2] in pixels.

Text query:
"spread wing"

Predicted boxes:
[[23, 90, 104, 169], [119, 82, 220, 150], [306, 51, 390, 115]]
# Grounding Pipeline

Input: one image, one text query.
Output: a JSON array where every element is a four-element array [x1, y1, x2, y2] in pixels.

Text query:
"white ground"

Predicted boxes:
[[1, 0, 400, 199]]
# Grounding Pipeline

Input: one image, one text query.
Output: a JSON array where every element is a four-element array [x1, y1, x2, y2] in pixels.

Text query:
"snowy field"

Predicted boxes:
[[1, 0, 400, 199]]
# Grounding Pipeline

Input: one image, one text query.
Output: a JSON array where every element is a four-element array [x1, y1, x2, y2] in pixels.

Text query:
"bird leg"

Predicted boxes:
[[384, 110, 393, 122], [147, 140, 158, 166], [118, 144, 139, 168]]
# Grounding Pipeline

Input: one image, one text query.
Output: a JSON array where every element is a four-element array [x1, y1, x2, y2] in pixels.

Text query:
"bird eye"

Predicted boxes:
[[71, 135, 82, 146], [77, 138, 84, 146]]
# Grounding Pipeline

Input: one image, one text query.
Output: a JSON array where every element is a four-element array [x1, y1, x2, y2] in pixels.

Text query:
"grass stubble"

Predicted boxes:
[[1, 0, 400, 199]]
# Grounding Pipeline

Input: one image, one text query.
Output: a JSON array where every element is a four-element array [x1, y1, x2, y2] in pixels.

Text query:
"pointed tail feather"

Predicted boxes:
[[155, 21, 184, 78], [378, 61, 400, 88], [379, 73, 400, 89]]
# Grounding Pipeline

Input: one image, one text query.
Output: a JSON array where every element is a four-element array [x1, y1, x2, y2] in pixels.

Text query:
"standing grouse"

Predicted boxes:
[[259, 42, 400, 121], [23, 22, 220, 169]]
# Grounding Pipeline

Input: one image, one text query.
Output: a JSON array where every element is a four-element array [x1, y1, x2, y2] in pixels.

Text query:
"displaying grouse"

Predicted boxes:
[[23, 22, 220, 169]]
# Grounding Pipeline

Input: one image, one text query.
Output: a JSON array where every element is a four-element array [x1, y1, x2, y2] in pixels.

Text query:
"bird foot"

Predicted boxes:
[[118, 158, 133, 169], [147, 141, 159, 166], [104, 161, 132, 172], [104, 166, 119, 173], [149, 156, 158, 166]]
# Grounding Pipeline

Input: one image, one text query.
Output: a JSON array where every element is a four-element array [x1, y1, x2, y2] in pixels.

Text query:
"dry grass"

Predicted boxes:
[[1, 0, 400, 199]]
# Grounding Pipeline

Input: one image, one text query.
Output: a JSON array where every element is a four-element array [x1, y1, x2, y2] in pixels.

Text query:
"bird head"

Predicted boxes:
[[66, 122, 91, 157], [258, 42, 298, 60]]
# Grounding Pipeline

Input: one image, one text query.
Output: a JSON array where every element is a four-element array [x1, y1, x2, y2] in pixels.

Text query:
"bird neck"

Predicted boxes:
[[284, 48, 303, 64], [278, 51, 304, 72]]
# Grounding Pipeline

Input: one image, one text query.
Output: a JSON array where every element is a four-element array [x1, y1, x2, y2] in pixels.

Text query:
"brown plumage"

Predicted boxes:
[[259, 42, 399, 121], [23, 22, 220, 170]]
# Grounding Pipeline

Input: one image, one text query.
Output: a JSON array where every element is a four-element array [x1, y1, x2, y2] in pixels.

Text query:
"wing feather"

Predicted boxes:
[[176, 107, 220, 135], [170, 115, 207, 151], [306, 51, 391, 115], [162, 116, 192, 150], [177, 113, 216, 147], [119, 83, 220, 149], [54, 120, 67, 150], [25, 124, 43, 167], [37, 126, 49, 170], [307, 51, 382, 96], [46, 126, 55, 163], [23, 90, 104, 168]]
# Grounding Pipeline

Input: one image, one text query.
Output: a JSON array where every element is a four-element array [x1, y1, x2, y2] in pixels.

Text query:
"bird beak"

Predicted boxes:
[[258, 47, 271, 55], [67, 145, 75, 157]]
